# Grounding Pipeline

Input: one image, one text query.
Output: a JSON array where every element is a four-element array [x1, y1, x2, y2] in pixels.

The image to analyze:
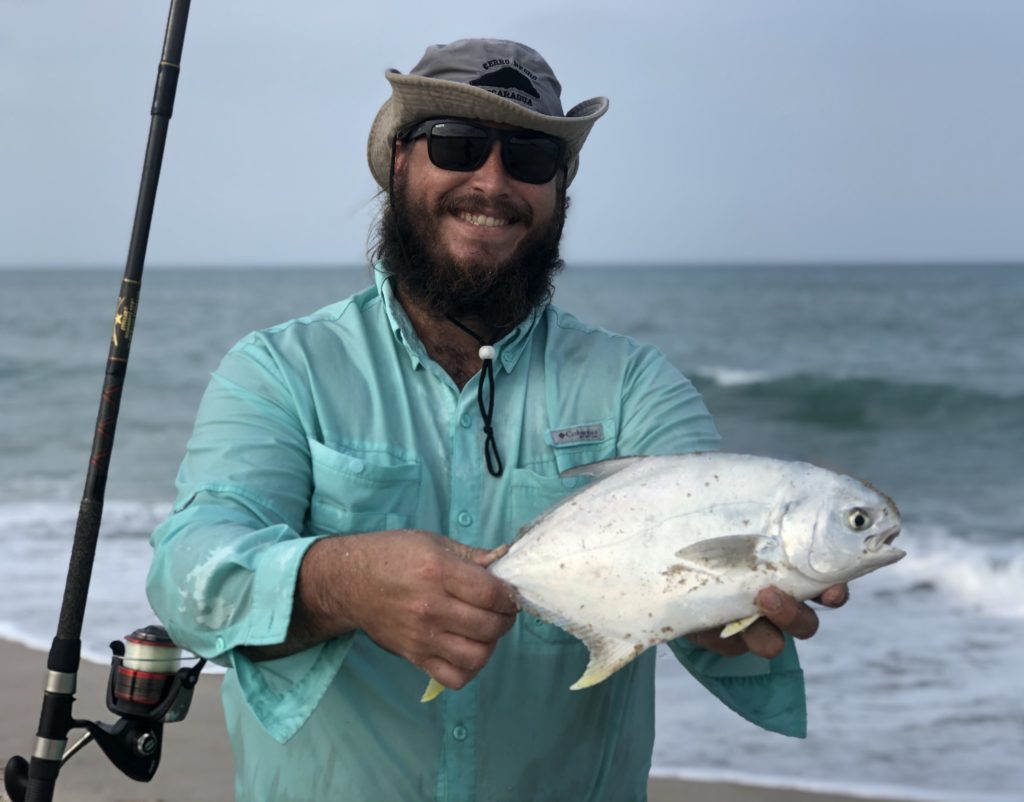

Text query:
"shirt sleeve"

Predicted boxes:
[[146, 336, 353, 743], [616, 345, 807, 738]]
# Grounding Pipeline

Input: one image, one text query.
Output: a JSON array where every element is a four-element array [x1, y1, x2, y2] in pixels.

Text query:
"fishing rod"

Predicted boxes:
[[3, 2, 203, 801]]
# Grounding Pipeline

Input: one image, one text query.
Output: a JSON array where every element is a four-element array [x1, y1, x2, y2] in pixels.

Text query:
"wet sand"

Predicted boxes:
[[1, 638, 919, 802]]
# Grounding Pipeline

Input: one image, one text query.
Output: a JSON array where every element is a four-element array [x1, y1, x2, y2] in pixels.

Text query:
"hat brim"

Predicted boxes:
[[368, 69, 608, 189]]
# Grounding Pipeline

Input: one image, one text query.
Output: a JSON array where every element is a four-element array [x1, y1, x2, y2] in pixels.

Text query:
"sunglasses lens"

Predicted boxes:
[[428, 122, 490, 172], [503, 135, 562, 184], [420, 120, 563, 184]]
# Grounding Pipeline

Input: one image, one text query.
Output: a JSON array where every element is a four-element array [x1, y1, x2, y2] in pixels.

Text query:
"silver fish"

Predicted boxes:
[[423, 452, 903, 701]]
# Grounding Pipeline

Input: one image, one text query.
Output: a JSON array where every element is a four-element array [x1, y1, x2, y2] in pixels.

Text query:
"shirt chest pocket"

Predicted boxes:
[[305, 438, 421, 536], [508, 418, 617, 647]]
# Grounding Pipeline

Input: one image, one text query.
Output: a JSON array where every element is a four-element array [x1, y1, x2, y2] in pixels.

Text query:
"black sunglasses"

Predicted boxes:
[[402, 119, 565, 185]]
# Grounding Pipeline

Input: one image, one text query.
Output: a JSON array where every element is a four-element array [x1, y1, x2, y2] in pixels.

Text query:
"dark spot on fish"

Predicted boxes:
[[624, 633, 631, 639], [705, 482, 710, 487], [661, 626, 673, 633], [662, 564, 687, 577], [632, 644, 644, 657], [743, 519, 750, 526], [560, 563, 566, 569]]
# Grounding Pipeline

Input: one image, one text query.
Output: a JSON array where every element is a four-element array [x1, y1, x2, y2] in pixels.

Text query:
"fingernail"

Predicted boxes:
[[758, 588, 782, 612]]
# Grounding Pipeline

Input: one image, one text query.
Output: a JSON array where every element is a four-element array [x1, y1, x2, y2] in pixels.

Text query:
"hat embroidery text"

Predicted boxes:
[[470, 65, 540, 107]]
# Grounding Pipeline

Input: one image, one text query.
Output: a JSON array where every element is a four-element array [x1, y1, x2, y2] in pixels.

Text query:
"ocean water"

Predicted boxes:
[[1, 265, 1022, 801]]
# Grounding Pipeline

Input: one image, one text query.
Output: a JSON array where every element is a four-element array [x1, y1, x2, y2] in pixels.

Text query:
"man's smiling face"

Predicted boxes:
[[394, 121, 560, 273], [378, 120, 567, 332]]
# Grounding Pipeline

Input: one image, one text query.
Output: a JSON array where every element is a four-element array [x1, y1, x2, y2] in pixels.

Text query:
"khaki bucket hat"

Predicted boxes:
[[367, 38, 609, 189]]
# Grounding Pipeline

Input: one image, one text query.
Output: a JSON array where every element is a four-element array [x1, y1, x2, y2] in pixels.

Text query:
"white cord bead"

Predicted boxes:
[[478, 345, 496, 361]]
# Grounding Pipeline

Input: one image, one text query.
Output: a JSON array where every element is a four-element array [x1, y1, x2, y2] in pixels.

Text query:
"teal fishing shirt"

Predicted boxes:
[[147, 269, 806, 802]]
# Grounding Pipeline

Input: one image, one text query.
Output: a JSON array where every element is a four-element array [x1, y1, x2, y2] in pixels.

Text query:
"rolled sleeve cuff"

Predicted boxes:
[[668, 635, 807, 738], [222, 534, 352, 743], [229, 635, 354, 743]]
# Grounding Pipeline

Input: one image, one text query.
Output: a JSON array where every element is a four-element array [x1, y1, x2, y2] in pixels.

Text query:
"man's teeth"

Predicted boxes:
[[458, 212, 509, 227]]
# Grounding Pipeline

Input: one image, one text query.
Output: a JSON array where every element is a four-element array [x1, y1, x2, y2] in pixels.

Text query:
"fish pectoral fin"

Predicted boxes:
[[674, 535, 779, 572], [570, 637, 644, 691], [420, 678, 446, 703], [719, 614, 761, 639]]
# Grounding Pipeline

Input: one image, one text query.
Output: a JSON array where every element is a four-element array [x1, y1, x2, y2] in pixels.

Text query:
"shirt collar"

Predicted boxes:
[[374, 263, 546, 375]]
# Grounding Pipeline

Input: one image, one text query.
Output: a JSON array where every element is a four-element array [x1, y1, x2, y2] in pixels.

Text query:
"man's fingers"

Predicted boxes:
[[441, 557, 519, 615], [431, 631, 496, 673], [440, 597, 516, 642], [814, 583, 850, 608], [685, 629, 749, 657], [756, 587, 820, 640], [445, 541, 508, 568], [739, 619, 786, 658], [419, 657, 472, 691], [471, 543, 510, 568], [418, 630, 502, 690]]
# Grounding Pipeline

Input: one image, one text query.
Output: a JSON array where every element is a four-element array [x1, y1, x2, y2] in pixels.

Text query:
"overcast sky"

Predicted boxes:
[[2, 0, 1023, 267]]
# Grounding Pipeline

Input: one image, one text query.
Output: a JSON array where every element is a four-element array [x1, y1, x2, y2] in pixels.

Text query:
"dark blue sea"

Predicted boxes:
[[1, 264, 1021, 801]]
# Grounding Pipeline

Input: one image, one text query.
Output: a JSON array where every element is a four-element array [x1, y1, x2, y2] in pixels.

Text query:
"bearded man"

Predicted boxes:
[[147, 38, 846, 802]]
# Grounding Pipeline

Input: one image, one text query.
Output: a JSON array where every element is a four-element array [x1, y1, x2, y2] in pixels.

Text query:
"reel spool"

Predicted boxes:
[[111, 625, 183, 717]]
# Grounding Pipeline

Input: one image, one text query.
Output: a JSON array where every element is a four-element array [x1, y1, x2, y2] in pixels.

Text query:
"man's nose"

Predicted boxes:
[[468, 142, 511, 192]]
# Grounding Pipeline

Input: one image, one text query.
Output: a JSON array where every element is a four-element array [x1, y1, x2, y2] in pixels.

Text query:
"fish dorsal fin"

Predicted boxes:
[[560, 456, 646, 480], [673, 535, 780, 573]]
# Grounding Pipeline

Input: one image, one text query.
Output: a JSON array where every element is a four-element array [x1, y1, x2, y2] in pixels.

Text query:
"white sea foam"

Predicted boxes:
[[695, 365, 780, 387], [0, 499, 171, 663], [866, 523, 1024, 620]]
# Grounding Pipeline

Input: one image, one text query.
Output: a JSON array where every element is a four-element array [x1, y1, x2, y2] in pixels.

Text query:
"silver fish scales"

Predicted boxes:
[[423, 452, 903, 701]]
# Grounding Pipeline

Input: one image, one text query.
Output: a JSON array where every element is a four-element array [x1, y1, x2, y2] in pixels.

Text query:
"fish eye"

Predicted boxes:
[[847, 508, 872, 530]]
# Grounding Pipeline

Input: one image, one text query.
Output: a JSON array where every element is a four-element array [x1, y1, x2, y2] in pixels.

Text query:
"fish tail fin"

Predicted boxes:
[[570, 638, 644, 691], [420, 678, 446, 703], [720, 614, 761, 639]]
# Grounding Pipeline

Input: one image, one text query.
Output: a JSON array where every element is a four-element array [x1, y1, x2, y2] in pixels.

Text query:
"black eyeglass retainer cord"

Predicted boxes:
[[443, 315, 504, 478]]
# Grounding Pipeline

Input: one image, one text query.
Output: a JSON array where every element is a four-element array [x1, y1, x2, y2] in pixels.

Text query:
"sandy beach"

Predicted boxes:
[[0, 638, 921, 802]]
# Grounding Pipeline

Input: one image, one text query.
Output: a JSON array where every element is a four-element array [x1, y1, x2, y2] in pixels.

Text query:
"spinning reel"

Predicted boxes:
[[4, 625, 206, 802]]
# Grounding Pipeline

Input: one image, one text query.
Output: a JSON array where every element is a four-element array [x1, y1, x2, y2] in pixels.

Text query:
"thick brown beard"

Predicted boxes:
[[371, 169, 568, 336]]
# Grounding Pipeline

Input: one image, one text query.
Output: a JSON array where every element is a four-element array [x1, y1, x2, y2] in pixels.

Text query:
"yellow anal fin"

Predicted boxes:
[[420, 678, 446, 703], [720, 614, 761, 639], [569, 638, 643, 691]]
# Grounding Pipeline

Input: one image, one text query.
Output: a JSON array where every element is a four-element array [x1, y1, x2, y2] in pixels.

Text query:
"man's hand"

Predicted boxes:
[[685, 584, 850, 659], [294, 530, 518, 690]]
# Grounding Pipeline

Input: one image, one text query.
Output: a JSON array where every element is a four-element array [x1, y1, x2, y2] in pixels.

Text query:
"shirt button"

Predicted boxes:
[[457, 511, 473, 527], [459, 413, 472, 428], [452, 725, 468, 741], [348, 459, 365, 474]]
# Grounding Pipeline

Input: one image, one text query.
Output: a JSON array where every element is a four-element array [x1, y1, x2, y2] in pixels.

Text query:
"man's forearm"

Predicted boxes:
[[239, 536, 361, 662]]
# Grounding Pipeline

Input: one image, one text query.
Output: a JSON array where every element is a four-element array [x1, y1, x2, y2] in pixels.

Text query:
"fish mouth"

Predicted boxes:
[[863, 526, 905, 560]]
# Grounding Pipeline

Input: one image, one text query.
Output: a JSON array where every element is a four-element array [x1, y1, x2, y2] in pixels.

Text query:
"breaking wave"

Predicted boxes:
[[691, 369, 1024, 432]]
